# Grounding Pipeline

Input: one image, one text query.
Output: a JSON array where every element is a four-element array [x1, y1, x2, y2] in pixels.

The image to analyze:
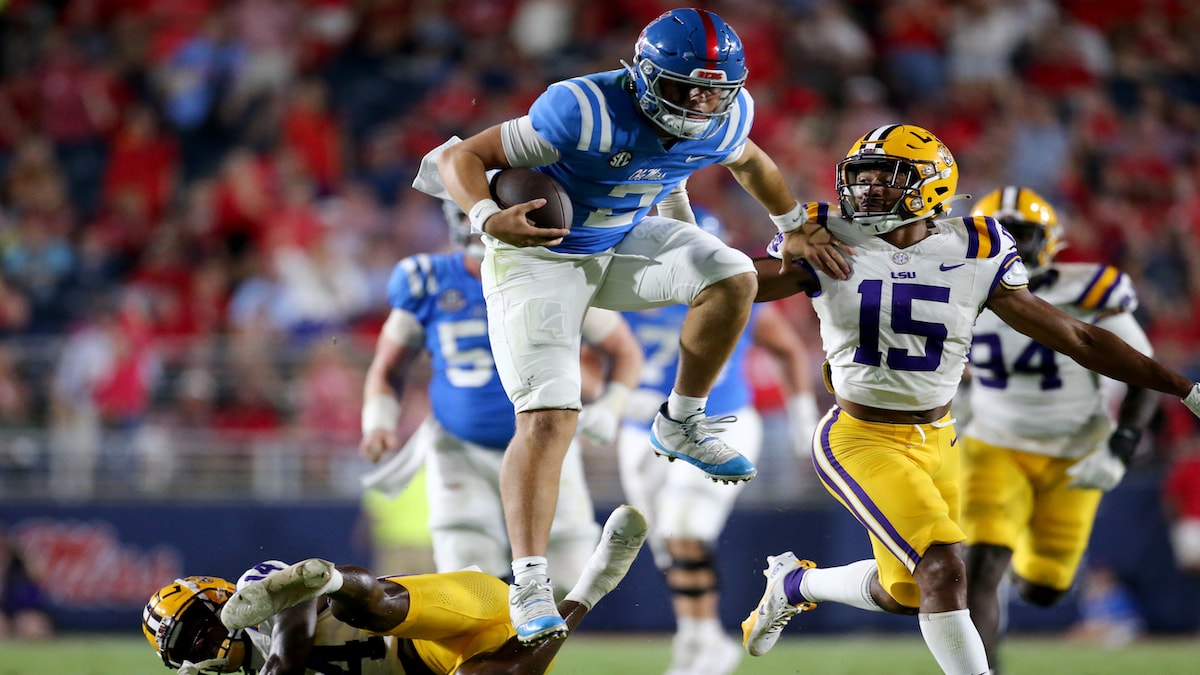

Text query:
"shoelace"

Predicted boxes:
[[763, 603, 802, 634], [510, 579, 556, 609], [678, 414, 738, 458]]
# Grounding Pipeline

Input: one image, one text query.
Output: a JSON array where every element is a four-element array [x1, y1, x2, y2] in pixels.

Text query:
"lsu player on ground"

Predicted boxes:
[[141, 505, 647, 675], [617, 206, 821, 675], [358, 201, 642, 595], [430, 7, 837, 642], [740, 124, 1200, 675], [959, 186, 1161, 671]]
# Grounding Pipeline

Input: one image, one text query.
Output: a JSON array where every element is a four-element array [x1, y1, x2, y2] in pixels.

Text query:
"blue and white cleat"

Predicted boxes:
[[650, 404, 757, 483], [509, 577, 568, 644], [741, 552, 817, 657]]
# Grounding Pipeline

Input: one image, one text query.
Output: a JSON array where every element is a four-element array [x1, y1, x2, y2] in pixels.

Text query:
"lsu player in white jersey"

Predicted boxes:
[[618, 207, 821, 675], [739, 124, 1200, 675], [959, 186, 1160, 671], [141, 506, 648, 675], [432, 8, 830, 642], [358, 202, 642, 596]]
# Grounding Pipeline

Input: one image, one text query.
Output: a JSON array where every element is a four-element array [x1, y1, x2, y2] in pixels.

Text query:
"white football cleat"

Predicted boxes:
[[221, 558, 340, 630], [741, 552, 816, 657], [650, 404, 757, 483]]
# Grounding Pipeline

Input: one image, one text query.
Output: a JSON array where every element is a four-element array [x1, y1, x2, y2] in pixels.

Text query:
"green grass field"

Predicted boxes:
[[1, 634, 1197, 675]]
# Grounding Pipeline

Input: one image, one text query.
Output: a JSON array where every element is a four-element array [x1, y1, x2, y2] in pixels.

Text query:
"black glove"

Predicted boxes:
[[1107, 427, 1141, 466]]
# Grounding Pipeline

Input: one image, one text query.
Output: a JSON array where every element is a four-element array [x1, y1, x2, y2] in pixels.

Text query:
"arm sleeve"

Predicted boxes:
[[500, 116, 560, 168]]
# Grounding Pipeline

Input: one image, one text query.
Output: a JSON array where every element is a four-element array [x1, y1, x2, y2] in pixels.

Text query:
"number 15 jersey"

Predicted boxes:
[[767, 203, 1029, 412]]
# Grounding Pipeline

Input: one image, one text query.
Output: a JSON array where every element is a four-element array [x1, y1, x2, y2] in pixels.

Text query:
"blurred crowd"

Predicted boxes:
[[1, 0, 1200, 497]]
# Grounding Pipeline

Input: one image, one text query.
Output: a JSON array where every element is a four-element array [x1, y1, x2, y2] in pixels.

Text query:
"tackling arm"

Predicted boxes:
[[751, 256, 817, 302], [724, 143, 853, 279], [987, 287, 1194, 398]]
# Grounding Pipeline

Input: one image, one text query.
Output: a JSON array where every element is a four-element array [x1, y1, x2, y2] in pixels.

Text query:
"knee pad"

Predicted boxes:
[[665, 544, 718, 598]]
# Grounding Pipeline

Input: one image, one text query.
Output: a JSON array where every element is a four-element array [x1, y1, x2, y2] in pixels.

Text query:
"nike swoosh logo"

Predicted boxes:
[[940, 263, 965, 271], [684, 155, 706, 162], [950, 436, 959, 446]]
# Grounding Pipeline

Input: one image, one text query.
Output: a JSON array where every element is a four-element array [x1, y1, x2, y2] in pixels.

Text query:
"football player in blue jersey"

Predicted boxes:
[[431, 7, 844, 642], [741, 124, 1200, 675], [357, 201, 643, 600], [618, 206, 822, 675]]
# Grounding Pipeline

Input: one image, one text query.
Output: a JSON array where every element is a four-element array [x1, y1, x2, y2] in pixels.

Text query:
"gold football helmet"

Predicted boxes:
[[972, 185, 1063, 274], [143, 576, 243, 672], [837, 124, 962, 234]]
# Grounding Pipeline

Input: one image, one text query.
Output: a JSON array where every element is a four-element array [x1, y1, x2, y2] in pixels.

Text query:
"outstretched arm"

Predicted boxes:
[[751, 256, 818, 303], [724, 142, 853, 279], [988, 287, 1193, 398]]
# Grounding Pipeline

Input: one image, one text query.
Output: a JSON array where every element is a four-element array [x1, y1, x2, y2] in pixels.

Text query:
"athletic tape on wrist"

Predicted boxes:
[[362, 394, 401, 435], [469, 198, 501, 235]]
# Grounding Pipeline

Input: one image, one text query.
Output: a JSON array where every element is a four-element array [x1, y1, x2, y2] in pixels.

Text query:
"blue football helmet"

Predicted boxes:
[[625, 8, 747, 140]]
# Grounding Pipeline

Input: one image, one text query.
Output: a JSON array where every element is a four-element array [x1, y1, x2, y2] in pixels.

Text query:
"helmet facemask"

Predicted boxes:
[[837, 157, 929, 234], [442, 200, 484, 260], [627, 57, 743, 140], [162, 601, 241, 672]]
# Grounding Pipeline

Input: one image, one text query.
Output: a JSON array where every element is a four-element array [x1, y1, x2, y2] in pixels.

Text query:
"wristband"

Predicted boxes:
[[1108, 427, 1141, 466], [362, 394, 401, 435], [469, 198, 502, 235], [769, 202, 808, 234]]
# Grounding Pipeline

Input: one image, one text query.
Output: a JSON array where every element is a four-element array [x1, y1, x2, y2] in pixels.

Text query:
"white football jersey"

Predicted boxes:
[[238, 561, 402, 674], [965, 262, 1151, 458], [769, 204, 1028, 411]]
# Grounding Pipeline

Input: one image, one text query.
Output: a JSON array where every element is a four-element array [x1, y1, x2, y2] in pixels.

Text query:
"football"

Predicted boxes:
[[489, 168, 573, 230]]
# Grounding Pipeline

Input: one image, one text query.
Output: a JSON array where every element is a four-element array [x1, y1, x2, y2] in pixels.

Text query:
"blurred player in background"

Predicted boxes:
[[358, 200, 641, 596], [618, 206, 821, 675], [959, 186, 1160, 671], [142, 505, 647, 675], [432, 7, 831, 641], [741, 124, 1200, 675]]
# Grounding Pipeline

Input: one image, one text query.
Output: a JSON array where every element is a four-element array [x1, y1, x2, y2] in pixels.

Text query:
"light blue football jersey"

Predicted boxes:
[[527, 69, 754, 254], [387, 253, 513, 450], [622, 304, 760, 430]]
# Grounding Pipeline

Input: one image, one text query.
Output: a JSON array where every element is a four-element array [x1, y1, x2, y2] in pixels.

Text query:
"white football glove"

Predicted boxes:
[[1067, 445, 1126, 491], [577, 383, 632, 446], [787, 393, 822, 457], [1184, 383, 1200, 418]]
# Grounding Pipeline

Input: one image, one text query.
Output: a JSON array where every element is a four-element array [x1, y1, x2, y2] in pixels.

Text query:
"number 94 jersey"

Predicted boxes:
[[767, 203, 1028, 412], [966, 262, 1146, 456]]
